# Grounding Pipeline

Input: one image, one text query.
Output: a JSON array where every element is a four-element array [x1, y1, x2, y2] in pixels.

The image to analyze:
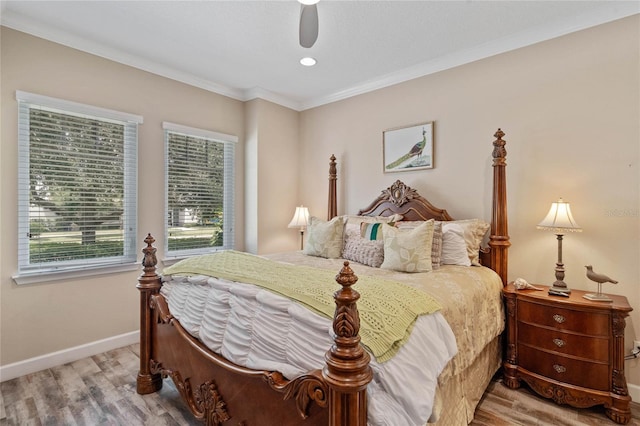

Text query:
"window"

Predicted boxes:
[[164, 122, 236, 257], [16, 91, 141, 282]]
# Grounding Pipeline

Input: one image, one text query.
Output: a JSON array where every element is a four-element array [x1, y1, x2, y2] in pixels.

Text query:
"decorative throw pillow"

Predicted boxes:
[[380, 220, 434, 273], [440, 223, 471, 266], [394, 221, 443, 270], [360, 222, 384, 240], [342, 226, 385, 268], [303, 216, 345, 259]]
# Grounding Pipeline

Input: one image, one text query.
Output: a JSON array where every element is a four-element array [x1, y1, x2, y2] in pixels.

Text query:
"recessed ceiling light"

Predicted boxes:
[[298, 0, 319, 5], [300, 57, 317, 66]]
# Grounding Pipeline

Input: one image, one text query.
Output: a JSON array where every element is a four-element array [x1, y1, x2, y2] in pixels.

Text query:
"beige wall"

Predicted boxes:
[[244, 99, 301, 254], [0, 28, 247, 365], [300, 16, 640, 387]]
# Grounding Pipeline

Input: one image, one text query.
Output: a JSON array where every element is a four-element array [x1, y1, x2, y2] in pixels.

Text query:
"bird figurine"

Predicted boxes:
[[385, 128, 427, 170], [585, 265, 618, 284], [583, 265, 617, 302]]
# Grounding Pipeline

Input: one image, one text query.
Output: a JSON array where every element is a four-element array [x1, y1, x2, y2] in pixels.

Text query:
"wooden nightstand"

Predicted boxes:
[[502, 283, 633, 424]]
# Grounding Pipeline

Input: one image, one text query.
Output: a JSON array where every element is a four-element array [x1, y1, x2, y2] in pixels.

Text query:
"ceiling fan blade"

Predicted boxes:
[[299, 4, 318, 48]]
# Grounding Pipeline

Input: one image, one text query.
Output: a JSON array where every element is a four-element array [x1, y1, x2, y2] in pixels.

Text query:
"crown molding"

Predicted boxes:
[[299, 5, 640, 111], [3, 5, 638, 112], [243, 87, 303, 111], [0, 10, 246, 102]]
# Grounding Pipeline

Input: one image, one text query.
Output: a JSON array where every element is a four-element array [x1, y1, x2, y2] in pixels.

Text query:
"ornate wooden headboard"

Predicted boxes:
[[357, 180, 453, 221]]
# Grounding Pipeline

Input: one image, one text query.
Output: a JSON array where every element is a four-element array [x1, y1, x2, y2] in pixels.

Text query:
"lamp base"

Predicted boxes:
[[549, 280, 571, 294]]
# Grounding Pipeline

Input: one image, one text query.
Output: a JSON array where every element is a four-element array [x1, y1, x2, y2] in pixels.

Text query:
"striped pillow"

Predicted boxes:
[[360, 222, 384, 240]]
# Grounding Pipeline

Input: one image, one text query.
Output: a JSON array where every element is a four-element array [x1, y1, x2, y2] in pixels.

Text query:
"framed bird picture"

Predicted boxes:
[[383, 121, 434, 173]]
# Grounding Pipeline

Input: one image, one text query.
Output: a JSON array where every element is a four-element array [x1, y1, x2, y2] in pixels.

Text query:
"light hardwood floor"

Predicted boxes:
[[1, 343, 638, 425]]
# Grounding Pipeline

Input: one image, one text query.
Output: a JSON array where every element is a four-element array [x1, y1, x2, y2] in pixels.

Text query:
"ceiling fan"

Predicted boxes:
[[299, 0, 319, 48]]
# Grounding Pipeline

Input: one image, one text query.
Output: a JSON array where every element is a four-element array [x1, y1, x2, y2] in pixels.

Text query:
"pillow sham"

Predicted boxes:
[[430, 221, 443, 269], [441, 219, 490, 266], [342, 225, 385, 268], [303, 216, 345, 259], [394, 220, 442, 270], [440, 223, 471, 266], [380, 220, 434, 273]]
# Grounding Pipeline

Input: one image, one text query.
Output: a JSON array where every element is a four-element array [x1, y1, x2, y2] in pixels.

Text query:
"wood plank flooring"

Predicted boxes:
[[1, 343, 638, 425]]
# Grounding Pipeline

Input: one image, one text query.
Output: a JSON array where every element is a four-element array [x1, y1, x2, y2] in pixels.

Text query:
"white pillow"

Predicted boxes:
[[380, 220, 434, 273], [440, 223, 471, 266], [303, 216, 345, 258], [437, 219, 489, 266]]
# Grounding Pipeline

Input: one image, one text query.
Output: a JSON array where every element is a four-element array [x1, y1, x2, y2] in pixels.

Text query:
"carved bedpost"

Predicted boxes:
[[489, 129, 511, 285], [323, 262, 373, 426], [136, 233, 163, 394], [328, 154, 338, 220]]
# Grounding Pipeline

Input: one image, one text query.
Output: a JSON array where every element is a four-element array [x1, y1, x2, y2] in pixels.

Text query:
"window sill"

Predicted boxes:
[[12, 262, 140, 285]]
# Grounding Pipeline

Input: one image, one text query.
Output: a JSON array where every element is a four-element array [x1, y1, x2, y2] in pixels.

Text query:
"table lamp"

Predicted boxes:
[[288, 206, 310, 250], [537, 198, 582, 294]]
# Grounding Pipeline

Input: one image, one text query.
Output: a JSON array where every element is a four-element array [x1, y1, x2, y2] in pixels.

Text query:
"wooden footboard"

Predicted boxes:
[[136, 234, 372, 426]]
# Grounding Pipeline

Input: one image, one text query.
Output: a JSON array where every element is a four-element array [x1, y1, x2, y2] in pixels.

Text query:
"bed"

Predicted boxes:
[[136, 128, 511, 426]]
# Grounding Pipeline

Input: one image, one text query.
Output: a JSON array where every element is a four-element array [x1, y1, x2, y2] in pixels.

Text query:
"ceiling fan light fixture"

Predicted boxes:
[[300, 57, 317, 67], [299, 2, 319, 48]]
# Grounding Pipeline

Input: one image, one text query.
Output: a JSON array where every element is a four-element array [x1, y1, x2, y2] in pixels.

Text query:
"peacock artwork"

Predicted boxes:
[[383, 121, 434, 173]]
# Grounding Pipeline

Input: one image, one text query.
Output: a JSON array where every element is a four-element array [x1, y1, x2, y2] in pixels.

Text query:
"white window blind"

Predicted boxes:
[[16, 91, 141, 280], [164, 122, 236, 257]]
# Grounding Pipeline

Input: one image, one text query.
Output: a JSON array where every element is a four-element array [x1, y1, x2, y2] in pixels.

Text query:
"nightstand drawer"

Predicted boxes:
[[518, 345, 609, 391], [518, 300, 609, 336], [517, 321, 609, 361]]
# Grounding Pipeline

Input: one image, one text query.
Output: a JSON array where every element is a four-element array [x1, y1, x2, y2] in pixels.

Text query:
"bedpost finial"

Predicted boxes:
[[141, 233, 158, 275], [332, 261, 361, 340], [492, 128, 507, 166], [335, 261, 358, 289], [329, 154, 337, 179]]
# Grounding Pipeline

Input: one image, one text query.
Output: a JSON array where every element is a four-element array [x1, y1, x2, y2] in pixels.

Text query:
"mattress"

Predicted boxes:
[[160, 251, 504, 426]]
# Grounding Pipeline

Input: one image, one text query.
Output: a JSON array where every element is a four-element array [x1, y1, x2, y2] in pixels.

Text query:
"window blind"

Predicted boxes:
[[164, 122, 236, 257], [16, 91, 141, 277]]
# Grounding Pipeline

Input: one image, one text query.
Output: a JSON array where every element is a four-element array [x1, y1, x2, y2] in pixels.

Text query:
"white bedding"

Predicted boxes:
[[160, 274, 458, 426]]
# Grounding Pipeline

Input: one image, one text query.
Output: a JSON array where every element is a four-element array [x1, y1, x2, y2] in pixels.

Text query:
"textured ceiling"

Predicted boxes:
[[1, 1, 638, 110]]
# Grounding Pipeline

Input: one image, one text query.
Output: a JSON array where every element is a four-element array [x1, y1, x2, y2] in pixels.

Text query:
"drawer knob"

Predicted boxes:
[[553, 314, 565, 324], [553, 338, 566, 348], [553, 364, 567, 373]]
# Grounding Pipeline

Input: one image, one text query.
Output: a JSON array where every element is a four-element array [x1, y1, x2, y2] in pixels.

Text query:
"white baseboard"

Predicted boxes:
[[629, 382, 640, 404], [0, 330, 139, 383]]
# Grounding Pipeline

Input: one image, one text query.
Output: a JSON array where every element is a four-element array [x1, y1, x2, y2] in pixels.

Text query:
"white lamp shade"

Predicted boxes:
[[537, 198, 582, 233], [288, 206, 310, 228]]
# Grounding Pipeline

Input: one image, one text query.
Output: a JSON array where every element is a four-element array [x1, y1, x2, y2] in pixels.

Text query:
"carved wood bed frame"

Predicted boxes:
[[136, 129, 510, 425]]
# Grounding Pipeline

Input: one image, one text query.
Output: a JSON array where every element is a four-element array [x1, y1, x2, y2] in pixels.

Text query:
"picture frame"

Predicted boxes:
[[383, 121, 434, 173]]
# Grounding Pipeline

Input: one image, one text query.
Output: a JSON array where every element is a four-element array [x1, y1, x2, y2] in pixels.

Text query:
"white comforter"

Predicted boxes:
[[160, 274, 458, 426]]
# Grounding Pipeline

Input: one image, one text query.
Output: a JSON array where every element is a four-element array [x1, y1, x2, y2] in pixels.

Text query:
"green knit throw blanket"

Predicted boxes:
[[163, 251, 441, 362]]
